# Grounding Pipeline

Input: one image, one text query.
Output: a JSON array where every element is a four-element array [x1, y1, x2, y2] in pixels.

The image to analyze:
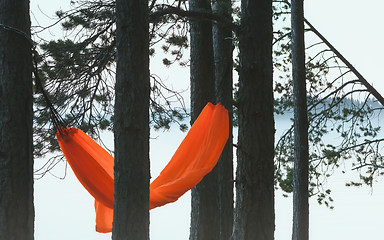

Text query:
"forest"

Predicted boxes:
[[1, 0, 384, 240]]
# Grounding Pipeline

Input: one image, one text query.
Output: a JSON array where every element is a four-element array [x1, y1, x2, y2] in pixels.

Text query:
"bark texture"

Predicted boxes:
[[232, 0, 275, 239], [291, 0, 309, 239], [113, 0, 150, 239], [0, 0, 34, 239], [188, 0, 217, 239], [212, 0, 234, 239]]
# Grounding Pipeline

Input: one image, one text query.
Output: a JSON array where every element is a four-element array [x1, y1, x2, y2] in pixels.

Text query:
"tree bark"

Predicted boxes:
[[0, 0, 34, 239], [188, 0, 217, 239], [291, 0, 309, 239], [212, 0, 234, 239], [113, 0, 150, 239], [232, 0, 275, 239]]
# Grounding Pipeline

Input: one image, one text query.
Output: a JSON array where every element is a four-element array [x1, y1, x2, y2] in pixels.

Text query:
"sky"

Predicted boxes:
[[305, 0, 384, 94], [30, 0, 384, 239]]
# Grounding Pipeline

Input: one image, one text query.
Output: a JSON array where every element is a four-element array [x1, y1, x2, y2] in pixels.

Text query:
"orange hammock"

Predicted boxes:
[[56, 103, 229, 233]]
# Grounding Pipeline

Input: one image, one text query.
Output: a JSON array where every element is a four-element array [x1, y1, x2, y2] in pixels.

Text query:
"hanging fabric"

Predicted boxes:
[[56, 102, 229, 233]]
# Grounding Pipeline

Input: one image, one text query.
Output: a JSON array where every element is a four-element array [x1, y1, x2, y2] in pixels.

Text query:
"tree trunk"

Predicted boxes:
[[113, 0, 149, 239], [291, 0, 309, 239], [232, 0, 275, 239], [0, 0, 34, 239], [188, 0, 217, 239], [212, 0, 234, 239]]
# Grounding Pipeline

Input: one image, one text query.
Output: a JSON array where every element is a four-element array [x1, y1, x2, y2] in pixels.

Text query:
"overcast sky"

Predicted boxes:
[[31, 1, 384, 239]]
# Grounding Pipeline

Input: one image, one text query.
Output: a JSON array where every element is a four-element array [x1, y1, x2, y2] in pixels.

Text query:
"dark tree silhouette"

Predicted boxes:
[[212, 0, 234, 239], [0, 0, 34, 238], [113, 0, 150, 239], [291, 0, 309, 239], [188, 0, 217, 239], [232, 0, 275, 239]]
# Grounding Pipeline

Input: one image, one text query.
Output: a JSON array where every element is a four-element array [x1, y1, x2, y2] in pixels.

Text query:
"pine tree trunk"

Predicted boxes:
[[188, 0, 217, 239], [113, 0, 150, 239], [232, 0, 275, 239], [291, 0, 309, 239], [0, 0, 34, 239], [212, 0, 234, 239]]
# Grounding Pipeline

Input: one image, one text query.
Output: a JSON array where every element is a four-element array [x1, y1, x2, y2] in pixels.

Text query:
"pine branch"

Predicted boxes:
[[149, 5, 239, 33]]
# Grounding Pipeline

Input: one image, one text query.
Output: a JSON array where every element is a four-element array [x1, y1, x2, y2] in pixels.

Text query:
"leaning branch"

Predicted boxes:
[[305, 18, 384, 107]]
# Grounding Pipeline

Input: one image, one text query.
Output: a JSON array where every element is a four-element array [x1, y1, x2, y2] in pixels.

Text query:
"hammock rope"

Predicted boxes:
[[32, 50, 67, 134]]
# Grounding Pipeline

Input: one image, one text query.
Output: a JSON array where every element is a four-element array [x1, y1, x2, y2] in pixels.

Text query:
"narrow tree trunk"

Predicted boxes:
[[291, 0, 309, 239], [113, 0, 149, 239], [232, 0, 275, 239], [0, 0, 34, 239], [188, 0, 217, 239], [212, 0, 234, 239]]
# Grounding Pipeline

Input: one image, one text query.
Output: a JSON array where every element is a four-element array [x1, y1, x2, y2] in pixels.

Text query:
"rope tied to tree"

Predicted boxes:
[[0, 23, 67, 133]]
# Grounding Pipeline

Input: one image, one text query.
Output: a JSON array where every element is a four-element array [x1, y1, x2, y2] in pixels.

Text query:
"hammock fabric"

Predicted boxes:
[[56, 103, 229, 233]]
